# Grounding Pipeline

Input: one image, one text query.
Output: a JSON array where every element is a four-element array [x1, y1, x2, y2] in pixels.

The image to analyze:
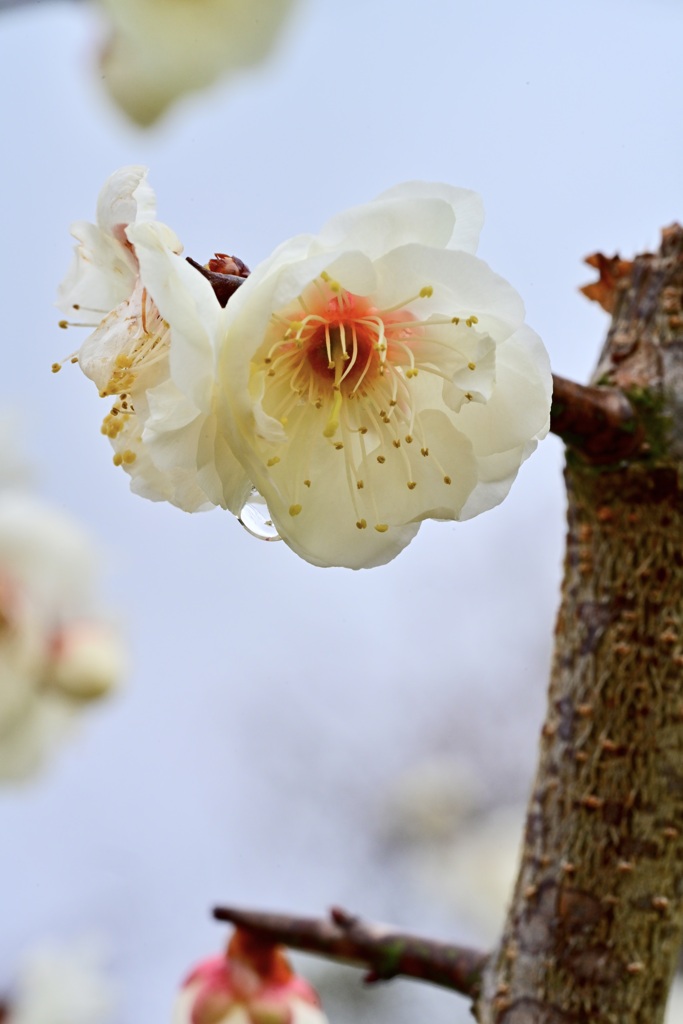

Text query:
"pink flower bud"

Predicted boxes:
[[173, 931, 327, 1024]]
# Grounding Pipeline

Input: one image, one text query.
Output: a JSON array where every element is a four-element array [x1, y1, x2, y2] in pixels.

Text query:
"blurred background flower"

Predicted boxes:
[[2, 937, 116, 1024], [97, 0, 298, 126], [0, 489, 124, 781]]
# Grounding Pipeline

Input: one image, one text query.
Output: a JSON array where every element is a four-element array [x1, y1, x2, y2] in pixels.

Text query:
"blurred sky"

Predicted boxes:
[[0, 1, 681, 1022]]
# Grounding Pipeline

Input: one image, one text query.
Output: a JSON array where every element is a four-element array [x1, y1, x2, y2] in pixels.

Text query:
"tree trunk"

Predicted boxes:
[[477, 225, 683, 1023]]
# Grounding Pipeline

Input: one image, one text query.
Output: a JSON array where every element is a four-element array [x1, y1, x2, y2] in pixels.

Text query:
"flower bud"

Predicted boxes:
[[173, 931, 328, 1024]]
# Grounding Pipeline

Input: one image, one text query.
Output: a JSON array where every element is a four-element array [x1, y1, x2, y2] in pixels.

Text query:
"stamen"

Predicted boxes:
[[323, 387, 343, 438]]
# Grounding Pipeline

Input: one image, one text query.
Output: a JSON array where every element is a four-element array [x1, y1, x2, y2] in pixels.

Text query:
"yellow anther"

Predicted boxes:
[[465, 392, 473, 401], [267, 456, 281, 467], [468, 362, 476, 370], [376, 455, 386, 464], [289, 504, 302, 516], [466, 315, 478, 327], [356, 480, 364, 490], [359, 426, 368, 435], [443, 475, 452, 485], [320, 271, 330, 282], [115, 354, 133, 369], [389, 399, 397, 406], [70, 357, 78, 364], [51, 362, 62, 373], [323, 388, 343, 438], [122, 450, 137, 464], [304, 479, 311, 488], [421, 447, 429, 456], [356, 519, 367, 529], [334, 442, 344, 451], [58, 320, 69, 329], [392, 439, 401, 448], [419, 286, 433, 298], [405, 435, 413, 443], [375, 524, 389, 533], [406, 368, 418, 379], [407, 481, 417, 490], [451, 317, 460, 325], [112, 453, 123, 467]]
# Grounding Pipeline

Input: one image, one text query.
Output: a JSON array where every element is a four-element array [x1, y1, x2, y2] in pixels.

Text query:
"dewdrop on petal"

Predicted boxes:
[[173, 930, 328, 1024]]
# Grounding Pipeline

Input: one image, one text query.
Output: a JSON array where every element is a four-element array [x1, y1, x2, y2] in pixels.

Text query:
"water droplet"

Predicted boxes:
[[238, 491, 281, 542]]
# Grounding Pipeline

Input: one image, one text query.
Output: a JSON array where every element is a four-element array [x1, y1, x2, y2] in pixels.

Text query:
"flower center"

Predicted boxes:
[[255, 274, 483, 533], [99, 289, 170, 467]]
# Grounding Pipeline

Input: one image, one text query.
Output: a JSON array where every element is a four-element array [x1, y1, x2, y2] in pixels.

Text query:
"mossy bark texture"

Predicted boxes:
[[478, 226, 683, 1023]]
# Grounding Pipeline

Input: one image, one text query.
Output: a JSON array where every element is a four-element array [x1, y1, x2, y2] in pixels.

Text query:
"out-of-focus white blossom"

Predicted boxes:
[[57, 166, 250, 514], [381, 755, 485, 844], [217, 182, 552, 567], [173, 931, 328, 1024], [4, 939, 115, 1024], [97, 0, 297, 126], [0, 494, 123, 781]]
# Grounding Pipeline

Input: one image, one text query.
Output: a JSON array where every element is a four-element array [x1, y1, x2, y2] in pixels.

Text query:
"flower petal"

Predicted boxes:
[[128, 221, 221, 411], [95, 165, 156, 238], [456, 324, 552, 456], [374, 181, 485, 253]]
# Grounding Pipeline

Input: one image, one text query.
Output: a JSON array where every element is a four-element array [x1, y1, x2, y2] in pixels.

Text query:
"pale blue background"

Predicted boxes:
[[0, 0, 681, 1021]]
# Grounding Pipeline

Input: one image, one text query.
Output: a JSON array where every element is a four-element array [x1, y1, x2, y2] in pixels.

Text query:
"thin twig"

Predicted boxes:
[[550, 373, 643, 462], [213, 905, 487, 998]]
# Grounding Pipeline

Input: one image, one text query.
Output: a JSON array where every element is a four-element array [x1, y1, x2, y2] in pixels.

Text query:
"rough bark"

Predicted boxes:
[[477, 226, 683, 1023]]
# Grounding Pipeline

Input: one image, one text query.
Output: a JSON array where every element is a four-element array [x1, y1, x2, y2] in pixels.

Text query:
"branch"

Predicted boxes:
[[213, 904, 487, 998], [550, 373, 643, 462]]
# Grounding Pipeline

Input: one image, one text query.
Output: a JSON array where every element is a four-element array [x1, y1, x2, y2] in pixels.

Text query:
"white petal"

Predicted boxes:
[[456, 324, 552, 456], [57, 221, 138, 325], [96, 165, 156, 237], [128, 221, 220, 411], [316, 196, 458, 260], [376, 181, 485, 254], [373, 246, 526, 336], [459, 440, 538, 520]]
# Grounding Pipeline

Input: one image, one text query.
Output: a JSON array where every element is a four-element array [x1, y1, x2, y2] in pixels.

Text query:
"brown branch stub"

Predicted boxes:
[[580, 252, 635, 314], [213, 904, 487, 999], [550, 374, 643, 463]]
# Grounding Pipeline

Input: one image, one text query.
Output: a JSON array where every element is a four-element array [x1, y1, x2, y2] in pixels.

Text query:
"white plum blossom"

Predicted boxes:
[[216, 182, 552, 568], [57, 166, 251, 515], [60, 171, 551, 570], [0, 494, 123, 781], [97, 0, 297, 126], [4, 939, 115, 1024], [173, 932, 328, 1024]]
